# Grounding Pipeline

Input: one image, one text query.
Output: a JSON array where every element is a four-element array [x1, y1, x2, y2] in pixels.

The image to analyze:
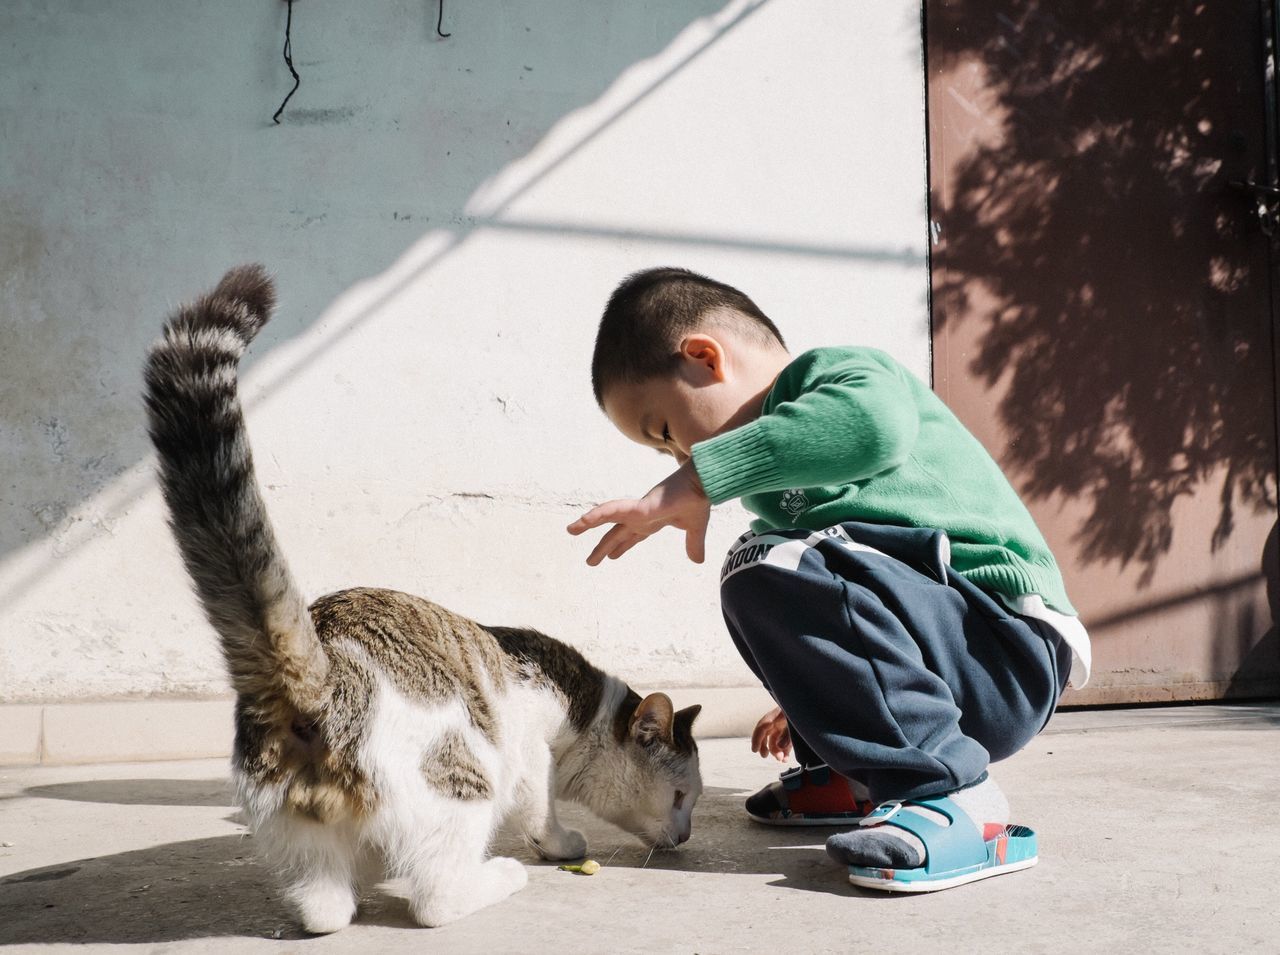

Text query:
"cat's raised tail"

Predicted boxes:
[[143, 265, 329, 717]]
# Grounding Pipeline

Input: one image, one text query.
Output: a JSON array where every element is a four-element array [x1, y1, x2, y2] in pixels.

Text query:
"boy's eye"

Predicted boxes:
[[661, 424, 671, 443]]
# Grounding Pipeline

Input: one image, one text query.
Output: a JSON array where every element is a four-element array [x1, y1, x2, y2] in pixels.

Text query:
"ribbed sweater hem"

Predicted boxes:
[[959, 563, 1076, 616]]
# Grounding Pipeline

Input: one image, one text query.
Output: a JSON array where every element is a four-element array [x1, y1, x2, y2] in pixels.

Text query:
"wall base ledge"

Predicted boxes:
[[1, 686, 774, 767]]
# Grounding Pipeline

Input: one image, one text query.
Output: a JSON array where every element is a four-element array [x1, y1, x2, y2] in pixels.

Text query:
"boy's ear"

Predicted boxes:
[[630, 692, 675, 747], [679, 334, 727, 383]]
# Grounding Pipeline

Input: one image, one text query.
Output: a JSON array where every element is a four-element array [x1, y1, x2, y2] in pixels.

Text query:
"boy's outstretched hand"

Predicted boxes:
[[567, 460, 711, 565]]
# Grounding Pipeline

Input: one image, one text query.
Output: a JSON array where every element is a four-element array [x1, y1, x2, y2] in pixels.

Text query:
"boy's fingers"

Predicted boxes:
[[568, 511, 615, 535], [684, 519, 708, 563], [776, 730, 792, 760], [588, 524, 652, 565], [586, 524, 630, 566], [607, 533, 644, 561], [751, 708, 781, 756], [567, 499, 643, 535]]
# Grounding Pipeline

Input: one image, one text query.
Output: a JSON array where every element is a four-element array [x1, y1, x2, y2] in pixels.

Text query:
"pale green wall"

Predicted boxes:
[[0, 0, 928, 701]]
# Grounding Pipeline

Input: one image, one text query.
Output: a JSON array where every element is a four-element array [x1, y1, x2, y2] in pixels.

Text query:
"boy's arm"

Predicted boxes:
[[567, 460, 711, 566], [692, 354, 920, 505], [567, 353, 917, 565]]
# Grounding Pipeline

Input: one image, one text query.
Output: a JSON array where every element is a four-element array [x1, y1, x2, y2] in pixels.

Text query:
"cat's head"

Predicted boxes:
[[564, 691, 703, 849]]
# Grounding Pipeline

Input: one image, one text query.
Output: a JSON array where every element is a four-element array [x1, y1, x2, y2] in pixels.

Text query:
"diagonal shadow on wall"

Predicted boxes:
[[0, 1, 754, 567], [0, 0, 929, 622], [0, 1, 764, 599]]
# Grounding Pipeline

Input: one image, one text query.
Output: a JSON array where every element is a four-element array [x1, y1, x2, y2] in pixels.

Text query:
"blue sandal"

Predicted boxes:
[[846, 795, 1038, 893]]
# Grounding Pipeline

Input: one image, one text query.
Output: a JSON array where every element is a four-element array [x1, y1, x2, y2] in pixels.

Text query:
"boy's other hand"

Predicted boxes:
[[567, 460, 710, 565], [751, 706, 792, 761]]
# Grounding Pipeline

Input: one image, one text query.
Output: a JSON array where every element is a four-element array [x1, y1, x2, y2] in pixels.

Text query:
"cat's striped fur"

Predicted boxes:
[[143, 266, 702, 932]]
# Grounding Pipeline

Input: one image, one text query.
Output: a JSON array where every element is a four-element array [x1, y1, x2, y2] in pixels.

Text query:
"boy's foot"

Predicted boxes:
[[745, 764, 875, 826], [825, 776, 1031, 892]]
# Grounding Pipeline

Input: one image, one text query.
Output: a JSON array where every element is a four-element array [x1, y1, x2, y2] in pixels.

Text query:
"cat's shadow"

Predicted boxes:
[[0, 785, 867, 944], [18, 778, 233, 807], [0, 834, 306, 945]]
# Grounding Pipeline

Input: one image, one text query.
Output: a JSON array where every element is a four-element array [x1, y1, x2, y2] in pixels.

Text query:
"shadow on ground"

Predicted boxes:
[[0, 784, 859, 945], [19, 779, 234, 807], [0, 835, 299, 945]]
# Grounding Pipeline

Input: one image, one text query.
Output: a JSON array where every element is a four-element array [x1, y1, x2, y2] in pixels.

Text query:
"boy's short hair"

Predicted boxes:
[[591, 267, 786, 405]]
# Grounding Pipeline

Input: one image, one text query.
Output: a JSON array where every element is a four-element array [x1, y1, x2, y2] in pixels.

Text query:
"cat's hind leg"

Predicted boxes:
[[256, 812, 363, 934]]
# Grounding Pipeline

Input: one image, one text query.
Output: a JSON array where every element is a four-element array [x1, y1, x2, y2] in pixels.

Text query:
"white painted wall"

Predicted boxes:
[[0, 0, 928, 703]]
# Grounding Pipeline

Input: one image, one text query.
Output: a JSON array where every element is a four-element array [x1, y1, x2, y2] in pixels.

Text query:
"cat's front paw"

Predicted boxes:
[[533, 827, 588, 861]]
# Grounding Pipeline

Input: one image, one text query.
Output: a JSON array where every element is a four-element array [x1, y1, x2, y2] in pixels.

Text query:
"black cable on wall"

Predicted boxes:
[[272, 0, 300, 124]]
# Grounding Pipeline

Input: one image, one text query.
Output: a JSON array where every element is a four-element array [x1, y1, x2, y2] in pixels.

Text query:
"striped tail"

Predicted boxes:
[[143, 265, 328, 716]]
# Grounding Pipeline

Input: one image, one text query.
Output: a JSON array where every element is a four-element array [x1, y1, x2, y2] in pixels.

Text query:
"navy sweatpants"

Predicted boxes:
[[720, 522, 1072, 804]]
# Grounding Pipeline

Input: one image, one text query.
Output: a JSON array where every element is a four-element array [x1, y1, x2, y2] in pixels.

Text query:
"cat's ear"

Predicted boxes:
[[630, 692, 675, 747], [673, 704, 702, 754]]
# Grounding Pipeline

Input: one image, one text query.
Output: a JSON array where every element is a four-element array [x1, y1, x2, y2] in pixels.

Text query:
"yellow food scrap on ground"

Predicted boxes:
[[557, 859, 601, 875]]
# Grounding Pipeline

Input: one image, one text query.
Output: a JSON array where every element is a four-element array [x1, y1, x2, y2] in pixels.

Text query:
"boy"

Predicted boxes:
[[568, 267, 1090, 892]]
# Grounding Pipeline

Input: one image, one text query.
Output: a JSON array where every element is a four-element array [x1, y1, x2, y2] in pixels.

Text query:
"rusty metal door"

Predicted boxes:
[[926, 2, 1280, 703]]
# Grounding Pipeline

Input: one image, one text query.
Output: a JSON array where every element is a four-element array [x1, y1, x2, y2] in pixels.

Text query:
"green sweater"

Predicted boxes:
[[691, 346, 1076, 614]]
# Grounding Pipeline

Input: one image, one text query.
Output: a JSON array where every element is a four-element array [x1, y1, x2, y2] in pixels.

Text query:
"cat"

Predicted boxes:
[[142, 265, 703, 934]]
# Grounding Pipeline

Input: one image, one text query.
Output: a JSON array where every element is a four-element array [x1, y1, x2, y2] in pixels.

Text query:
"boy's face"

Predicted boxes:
[[601, 333, 763, 465]]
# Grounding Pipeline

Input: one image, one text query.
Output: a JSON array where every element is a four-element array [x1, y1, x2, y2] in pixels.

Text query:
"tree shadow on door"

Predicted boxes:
[[927, 2, 1280, 693], [930, 1, 1276, 577]]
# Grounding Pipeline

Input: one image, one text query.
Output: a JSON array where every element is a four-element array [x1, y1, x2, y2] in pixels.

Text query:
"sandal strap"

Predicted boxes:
[[780, 764, 831, 790], [859, 796, 987, 875]]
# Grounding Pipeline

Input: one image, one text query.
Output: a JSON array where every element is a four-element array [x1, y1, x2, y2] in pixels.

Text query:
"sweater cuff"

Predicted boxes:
[[691, 423, 782, 505]]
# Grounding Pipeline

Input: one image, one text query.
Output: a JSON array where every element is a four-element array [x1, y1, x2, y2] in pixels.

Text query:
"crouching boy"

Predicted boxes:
[[569, 267, 1090, 892]]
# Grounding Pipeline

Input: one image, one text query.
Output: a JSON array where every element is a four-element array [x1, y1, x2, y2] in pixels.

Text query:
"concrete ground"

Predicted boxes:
[[1, 704, 1277, 955]]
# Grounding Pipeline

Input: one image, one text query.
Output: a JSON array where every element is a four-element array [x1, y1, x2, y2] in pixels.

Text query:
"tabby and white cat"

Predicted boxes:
[[143, 266, 703, 933]]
